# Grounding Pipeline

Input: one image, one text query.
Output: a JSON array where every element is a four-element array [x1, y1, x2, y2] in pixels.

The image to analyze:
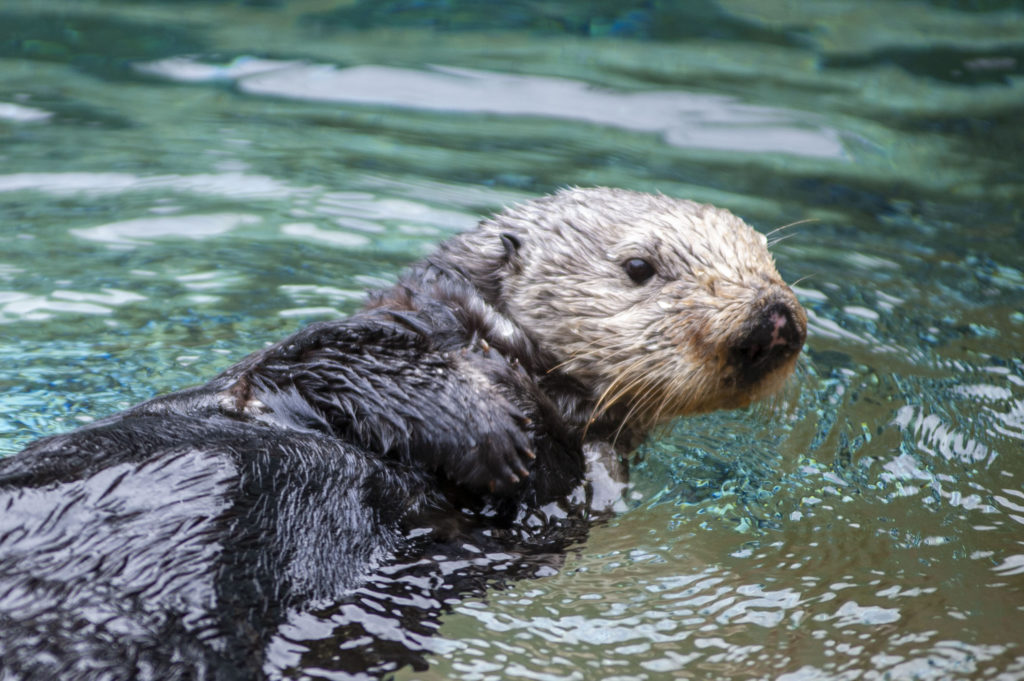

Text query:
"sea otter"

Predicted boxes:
[[0, 188, 805, 680]]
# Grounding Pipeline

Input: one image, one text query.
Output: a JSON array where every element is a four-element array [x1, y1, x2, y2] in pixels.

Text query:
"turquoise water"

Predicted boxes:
[[2, 2, 1023, 679]]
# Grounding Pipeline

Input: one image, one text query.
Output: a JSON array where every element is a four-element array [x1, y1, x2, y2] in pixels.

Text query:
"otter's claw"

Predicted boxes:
[[453, 408, 536, 496]]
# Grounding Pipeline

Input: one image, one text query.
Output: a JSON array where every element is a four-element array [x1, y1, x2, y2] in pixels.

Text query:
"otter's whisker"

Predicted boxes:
[[611, 390, 652, 446], [649, 377, 681, 425], [615, 366, 666, 419], [547, 339, 615, 373], [767, 232, 800, 248], [612, 377, 673, 445], [594, 364, 652, 417], [789, 273, 817, 287], [587, 368, 649, 437], [765, 218, 817, 239]]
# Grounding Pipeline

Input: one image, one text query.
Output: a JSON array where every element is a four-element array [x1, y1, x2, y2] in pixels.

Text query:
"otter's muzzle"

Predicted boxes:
[[731, 300, 806, 385]]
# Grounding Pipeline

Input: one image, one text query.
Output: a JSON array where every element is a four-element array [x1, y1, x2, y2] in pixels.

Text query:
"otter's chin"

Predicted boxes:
[[725, 355, 801, 412], [676, 354, 801, 417]]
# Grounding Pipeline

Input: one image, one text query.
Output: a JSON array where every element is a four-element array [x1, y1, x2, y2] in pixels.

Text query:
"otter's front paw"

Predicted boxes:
[[453, 408, 536, 496]]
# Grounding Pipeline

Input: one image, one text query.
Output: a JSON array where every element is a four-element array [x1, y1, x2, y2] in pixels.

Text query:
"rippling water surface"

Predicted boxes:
[[2, 1, 1023, 679]]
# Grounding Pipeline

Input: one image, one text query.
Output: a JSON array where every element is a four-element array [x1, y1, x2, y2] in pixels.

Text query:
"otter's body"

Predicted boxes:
[[0, 188, 806, 680]]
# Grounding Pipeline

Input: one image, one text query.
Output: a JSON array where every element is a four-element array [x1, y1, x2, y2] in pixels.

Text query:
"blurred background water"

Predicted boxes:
[[1, 1, 1023, 679]]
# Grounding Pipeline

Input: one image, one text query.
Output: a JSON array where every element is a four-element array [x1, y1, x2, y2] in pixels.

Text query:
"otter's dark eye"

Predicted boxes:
[[623, 258, 656, 285]]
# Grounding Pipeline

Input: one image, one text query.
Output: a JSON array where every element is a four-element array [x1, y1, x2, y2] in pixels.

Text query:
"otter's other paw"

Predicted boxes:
[[446, 403, 536, 496]]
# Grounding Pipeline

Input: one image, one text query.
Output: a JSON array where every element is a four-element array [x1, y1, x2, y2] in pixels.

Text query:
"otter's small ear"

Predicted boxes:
[[500, 233, 523, 270]]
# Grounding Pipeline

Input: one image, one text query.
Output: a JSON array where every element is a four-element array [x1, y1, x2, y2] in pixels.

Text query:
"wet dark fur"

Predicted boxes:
[[0, 256, 613, 680]]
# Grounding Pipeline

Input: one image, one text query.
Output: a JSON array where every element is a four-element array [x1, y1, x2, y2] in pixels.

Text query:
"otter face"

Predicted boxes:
[[487, 187, 807, 430]]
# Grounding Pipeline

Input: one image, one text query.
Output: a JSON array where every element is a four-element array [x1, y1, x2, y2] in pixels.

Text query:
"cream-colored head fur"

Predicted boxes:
[[446, 187, 806, 433]]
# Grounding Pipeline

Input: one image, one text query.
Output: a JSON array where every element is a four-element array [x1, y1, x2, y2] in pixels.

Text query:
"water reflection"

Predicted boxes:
[[264, 532, 584, 679], [0, 288, 147, 323], [137, 58, 848, 159], [0, 101, 52, 123], [72, 213, 261, 248], [0, 172, 481, 246], [0, 171, 308, 200]]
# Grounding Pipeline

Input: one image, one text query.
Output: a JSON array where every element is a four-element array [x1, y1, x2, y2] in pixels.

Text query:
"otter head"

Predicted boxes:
[[444, 187, 807, 433]]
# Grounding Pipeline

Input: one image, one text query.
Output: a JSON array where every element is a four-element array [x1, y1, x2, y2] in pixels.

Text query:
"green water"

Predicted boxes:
[[2, 1, 1023, 679]]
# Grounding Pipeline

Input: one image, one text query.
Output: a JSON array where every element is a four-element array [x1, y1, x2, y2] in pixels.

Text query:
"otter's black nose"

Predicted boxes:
[[732, 302, 805, 384]]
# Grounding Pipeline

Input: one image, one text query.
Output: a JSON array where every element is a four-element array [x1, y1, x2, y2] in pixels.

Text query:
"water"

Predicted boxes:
[[2, 1, 1023, 679]]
